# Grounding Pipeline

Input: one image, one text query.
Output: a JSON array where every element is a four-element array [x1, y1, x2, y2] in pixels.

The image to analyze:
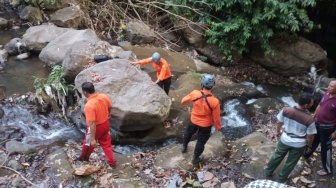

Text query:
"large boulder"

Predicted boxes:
[[196, 44, 242, 66], [19, 5, 43, 25], [126, 20, 155, 45], [121, 46, 196, 76], [75, 59, 171, 131], [32, 0, 68, 11], [50, 6, 82, 29], [22, 24, 73, 52], [155, 132, 225, 170], [62, 40, 124, 82], [249, 35, 328, 77], [39, 29, 100, 66], [174, 19, 206, 48]]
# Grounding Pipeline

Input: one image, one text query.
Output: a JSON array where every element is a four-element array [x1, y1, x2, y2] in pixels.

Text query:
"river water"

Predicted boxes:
[[0, 29, 50, 100]]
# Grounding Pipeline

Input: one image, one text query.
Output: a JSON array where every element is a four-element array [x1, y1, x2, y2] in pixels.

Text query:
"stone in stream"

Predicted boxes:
[[0, 106, 4, 119]]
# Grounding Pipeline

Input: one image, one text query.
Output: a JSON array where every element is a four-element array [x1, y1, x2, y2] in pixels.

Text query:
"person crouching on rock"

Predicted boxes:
[[131, 52, 172, 95], [76, 82, 117, 167], [181, 74, 222, 165]]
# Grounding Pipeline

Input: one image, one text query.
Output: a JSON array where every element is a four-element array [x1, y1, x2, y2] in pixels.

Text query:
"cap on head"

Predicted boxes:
[[152, 52, 161, 63], [201, 74, 215, 89]]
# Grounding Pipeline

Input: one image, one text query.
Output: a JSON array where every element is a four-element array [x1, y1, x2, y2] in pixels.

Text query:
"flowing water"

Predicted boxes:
[[222, 82, 298, 140], [0, 105, 82, 145]]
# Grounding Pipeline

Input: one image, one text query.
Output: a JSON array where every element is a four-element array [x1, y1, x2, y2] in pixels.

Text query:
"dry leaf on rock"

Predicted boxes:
[[242, 173, 254, 179], [292, 177, 300, 184], [308, 183, 316, 187], [99, 173, 112, 187], [300, 176, 313, 184], [202, 177, 219, 188], [221, 181, 236, 188], [73, 164, 100, 176], [203, 172, 215, 182], [144, 169, 152, 175]]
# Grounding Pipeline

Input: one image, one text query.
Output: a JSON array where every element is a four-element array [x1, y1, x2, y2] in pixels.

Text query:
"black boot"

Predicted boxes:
[[75, 154, 88, 161], [192, 155, 203, 165], [181, 144, 187, 153]]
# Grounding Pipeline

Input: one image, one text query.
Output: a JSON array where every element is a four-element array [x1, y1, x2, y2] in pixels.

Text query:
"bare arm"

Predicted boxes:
[[306, 134, 314, 147], [313, 104, 320, 117], [276, 121, 284, 137]]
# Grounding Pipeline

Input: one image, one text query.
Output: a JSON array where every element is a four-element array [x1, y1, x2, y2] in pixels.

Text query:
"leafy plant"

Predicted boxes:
[[187, 71, 202, 79], [199, 56, 207, 62], [34, 65, 74, 119], [165, 0, 316, 59], [185, 179, 202, 187]]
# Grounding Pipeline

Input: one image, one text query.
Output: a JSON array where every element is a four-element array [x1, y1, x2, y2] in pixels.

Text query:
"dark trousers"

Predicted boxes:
[[303, 124, 320, 159], [183, 121, 212, 159], [157, 77, 171, 95], [303, 123, 335, 173], [320, 124, 335, 173]]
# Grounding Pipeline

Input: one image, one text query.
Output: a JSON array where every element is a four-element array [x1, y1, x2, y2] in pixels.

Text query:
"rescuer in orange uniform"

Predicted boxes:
[[131, 52, 172, 95], [181, 74, 222, 164], [76, 82, 117, 167]]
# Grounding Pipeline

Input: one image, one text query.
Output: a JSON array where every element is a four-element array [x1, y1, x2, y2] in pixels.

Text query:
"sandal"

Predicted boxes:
[[317, 169, 331, 176]]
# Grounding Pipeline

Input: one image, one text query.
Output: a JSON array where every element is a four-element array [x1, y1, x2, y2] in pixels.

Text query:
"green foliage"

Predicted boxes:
[[164, 0, 316, 58], [185, 179, 202, 187], [187, 71, 202, 79], [34, 65, 73, 118], [34, 65, 72, 96], [199, 55, 207, 62]]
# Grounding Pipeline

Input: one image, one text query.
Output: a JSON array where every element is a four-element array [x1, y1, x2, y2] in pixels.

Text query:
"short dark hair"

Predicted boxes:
[[298, 92, 313, 105], [82, 82, 95, 94]]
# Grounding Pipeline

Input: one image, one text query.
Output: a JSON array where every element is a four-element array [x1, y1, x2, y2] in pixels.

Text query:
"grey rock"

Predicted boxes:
[[45, 149, 73, 182], [11, 176, 23, 187], [19, 6, 43, 25], [0, 17, 8, 28], [4, 38, 24, 55], [5, 140, 36, 155], [35, 0, 68, 11], [249, 35, 328, 77], [50, 6, 82, 29], [75, 59, 172, 131], [0, 49, 8, 63], [39, 29, 100, 66], [196, 44, 242, 66], [174, 19, 206, 48], [126, 20, 155, 45], [62, 40, 124, 82], [7, 159, 24, 171], [116, 50, 134, 60], [22, 24, 73, 52]]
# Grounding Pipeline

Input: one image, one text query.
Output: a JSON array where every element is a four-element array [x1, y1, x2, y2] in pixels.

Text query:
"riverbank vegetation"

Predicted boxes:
[[76, 0, 317, 59]]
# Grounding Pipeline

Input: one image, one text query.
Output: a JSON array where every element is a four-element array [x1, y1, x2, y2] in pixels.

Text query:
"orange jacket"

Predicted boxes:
[[84, 93, 112, 125], [181, 90, 222, 131], [139, 57, 172, 81]]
